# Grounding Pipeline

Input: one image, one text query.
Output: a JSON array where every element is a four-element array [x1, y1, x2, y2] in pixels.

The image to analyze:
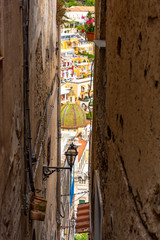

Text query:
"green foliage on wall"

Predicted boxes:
[[64, 0, 83, 7], [85, 0, 95, 6], [86, 111, 93, 120], [74, 233, 88, 240], [57, 0, 69, 25], [64, 0, 95, 7], [78, 51, 94, 60]]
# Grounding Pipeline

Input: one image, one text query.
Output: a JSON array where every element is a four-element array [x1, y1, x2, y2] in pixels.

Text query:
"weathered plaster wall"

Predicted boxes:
[[0, 1, 23, 239], [27, 0, 58, 239], [0, 0, 58, 239], [92, 0, 160, 239]]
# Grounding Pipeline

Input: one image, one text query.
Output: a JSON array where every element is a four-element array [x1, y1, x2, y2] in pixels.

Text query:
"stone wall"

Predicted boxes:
[[0, 0, 59, 239], [92, 0, 160, 239], [28, 0, 58, 239], [0, 1, 23, 239]]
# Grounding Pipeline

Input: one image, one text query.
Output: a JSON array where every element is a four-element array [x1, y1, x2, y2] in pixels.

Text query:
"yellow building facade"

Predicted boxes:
[[74, 43, 94, 55], [62, 78, 93, 101], [72, 57, 92, 78], [61, 34, 80, 50]]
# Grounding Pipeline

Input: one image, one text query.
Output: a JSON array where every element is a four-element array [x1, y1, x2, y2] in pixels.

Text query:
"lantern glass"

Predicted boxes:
[[65, 143, 78, 168]]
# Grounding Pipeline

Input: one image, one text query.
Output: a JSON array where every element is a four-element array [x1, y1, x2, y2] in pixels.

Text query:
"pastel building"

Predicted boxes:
[[61, 33, 94, 57], [61, 33, 80, 57], [61, 56, 92, 83], [69, 137, 89, 238], [61, 57, 74, 82], [72, 56, 92, 78], [74, 41, 94, 55], [62, 77, 93, 100], [66, 6, 95, 23], [74, 138, 89, 206]]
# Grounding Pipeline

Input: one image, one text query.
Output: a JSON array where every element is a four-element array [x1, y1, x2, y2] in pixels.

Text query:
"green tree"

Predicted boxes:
[[85, 0, 95, 6], [64, 0, 94, 7], [69, 0, 76, 7], [64, 0, 82, 7], [78, 51, 94, 60], [57, 0, 69, 25], [74, 233, 88, 240], [86, 111, 93, 120]]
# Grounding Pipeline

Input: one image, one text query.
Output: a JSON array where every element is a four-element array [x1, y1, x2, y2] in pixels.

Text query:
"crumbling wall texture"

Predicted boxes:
[[92, 0, 160, 239], [0, 1, 23, 239], [28, 0, 58, 239], [0, 0, 58, 239]]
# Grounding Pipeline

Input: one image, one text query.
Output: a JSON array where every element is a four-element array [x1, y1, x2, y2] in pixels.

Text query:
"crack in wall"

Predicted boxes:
[[118, 151, 158, 240]]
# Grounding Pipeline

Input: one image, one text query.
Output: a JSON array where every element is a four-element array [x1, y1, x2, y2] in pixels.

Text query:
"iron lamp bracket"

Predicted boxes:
[[43, 165, 71, 181]]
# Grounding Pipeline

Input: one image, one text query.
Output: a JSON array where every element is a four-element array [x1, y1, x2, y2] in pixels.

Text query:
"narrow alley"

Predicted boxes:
[[1, 0, 160, 240]]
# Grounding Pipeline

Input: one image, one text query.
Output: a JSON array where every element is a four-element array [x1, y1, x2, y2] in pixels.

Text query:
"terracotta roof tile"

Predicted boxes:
[[78, 138, 87, 162], [86, 120, 92, 125], [66, 6, 95, 12]]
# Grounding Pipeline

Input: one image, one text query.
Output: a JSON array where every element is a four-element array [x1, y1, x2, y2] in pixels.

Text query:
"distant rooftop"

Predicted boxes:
[[66, 6, 95, 12], [61, 86, 70, 95], [77, 137, 87, 162], [71, 77, 92, 83]]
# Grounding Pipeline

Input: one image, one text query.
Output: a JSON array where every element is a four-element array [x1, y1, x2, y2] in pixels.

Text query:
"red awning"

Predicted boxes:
[[75, 202, 90, 234]]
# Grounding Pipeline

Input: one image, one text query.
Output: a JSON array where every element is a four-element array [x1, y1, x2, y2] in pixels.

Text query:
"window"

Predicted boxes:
[[89, 47, 92, 53], [81, 86, 85, 92], [79, 179, 86, 184]]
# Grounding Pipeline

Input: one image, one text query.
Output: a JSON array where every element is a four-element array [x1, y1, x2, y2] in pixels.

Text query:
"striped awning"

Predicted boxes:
[[75, 202, 90, 234]]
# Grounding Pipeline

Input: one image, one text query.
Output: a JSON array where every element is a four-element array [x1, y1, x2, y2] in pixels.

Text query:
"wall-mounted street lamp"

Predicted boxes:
[[43, 143, 78, 181]]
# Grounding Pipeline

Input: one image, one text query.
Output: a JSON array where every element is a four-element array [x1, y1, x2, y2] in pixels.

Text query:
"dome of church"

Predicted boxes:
[[61, 103, 87, 129]]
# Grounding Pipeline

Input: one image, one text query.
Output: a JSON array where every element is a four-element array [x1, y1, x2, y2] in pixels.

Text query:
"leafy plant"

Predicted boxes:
[[74, 233, 88, 240], [85, 0, 95, 6], [64, 0, 83, 7], [77, 24, 86, 32], [64, 0, 95, 6], [57, 0, 69, 25], [84, 95, 89, 99], [77, 11, 95, 33], [78, 51, 94, 60], [89, 101, 93, 106], [86, 111, 93, 120]]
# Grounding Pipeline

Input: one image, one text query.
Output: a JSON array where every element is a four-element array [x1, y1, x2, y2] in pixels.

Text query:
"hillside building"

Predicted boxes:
[[66, 6, 95, 23]]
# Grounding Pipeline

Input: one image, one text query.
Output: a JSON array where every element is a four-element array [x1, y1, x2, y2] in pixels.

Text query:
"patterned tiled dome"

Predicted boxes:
[[61, 103, 87, 129]]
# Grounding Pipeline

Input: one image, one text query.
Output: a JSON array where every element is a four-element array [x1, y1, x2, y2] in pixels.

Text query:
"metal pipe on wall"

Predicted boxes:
[[56, 24, 61, 240], [22, 0, 35, 214]]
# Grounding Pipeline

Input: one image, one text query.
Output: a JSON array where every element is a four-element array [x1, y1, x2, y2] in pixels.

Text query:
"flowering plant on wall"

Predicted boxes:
[[77, 11, 95, 34]]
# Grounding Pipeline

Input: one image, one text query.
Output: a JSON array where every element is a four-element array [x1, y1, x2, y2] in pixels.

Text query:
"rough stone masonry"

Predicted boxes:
[[92, 0, 160, 239]]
